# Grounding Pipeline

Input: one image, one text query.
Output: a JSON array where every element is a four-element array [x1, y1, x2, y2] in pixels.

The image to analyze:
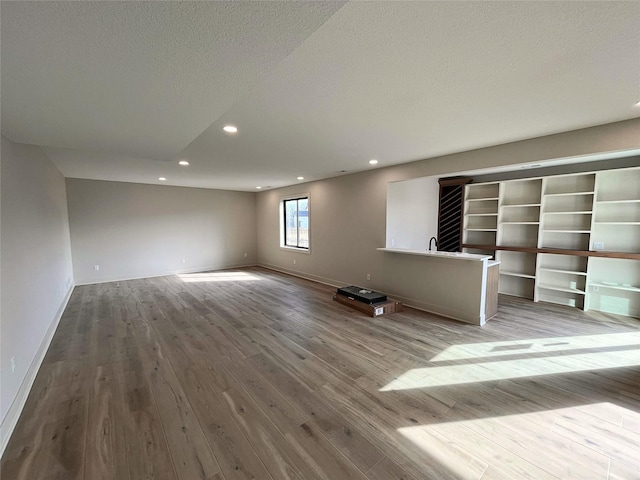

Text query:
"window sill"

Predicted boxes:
[[280, 245, 311, 255]]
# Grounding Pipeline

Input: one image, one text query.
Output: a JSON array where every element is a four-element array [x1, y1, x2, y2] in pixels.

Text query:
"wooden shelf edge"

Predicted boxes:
[[462, 244, 640, 260]]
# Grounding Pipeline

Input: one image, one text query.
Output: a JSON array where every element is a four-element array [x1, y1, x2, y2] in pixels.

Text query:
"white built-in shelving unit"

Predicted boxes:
[[586, 168, 640, 316], [495, 178, 542, 299], [463, 182, 500, 257], [535, 173, 595, 309], [463, 166, 640, 318]]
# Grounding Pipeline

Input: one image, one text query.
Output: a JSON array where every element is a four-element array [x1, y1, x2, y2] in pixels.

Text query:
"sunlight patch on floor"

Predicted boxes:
[[177, 271, 262, 283], [430, 332, 640, 362], [398, 402, 640, 480], [381, 348, 640, 390]]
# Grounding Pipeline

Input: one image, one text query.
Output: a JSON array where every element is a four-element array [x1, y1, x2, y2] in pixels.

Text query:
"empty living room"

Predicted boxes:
[[1, 2, 639, 479]]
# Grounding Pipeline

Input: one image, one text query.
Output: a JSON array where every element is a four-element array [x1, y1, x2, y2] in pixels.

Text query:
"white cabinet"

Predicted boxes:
[[462, 166, 640, 317]]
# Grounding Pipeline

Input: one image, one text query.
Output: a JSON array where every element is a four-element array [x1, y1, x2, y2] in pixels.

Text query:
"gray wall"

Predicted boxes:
[[0, 136, 74, 449], [256, 119, 640, 302], [66, 179, 257, 284]]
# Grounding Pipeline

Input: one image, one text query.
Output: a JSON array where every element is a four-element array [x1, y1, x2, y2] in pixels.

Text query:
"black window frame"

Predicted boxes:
[[282, 196, 309, 250]]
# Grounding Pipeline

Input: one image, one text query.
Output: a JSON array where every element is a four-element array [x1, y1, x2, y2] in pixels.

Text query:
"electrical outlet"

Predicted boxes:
[[94, 265, 100, 271], [10, 356, 16, 373], [593, 241, 604, 250], [592, 285, 599, 292], [181, 258, 186, 264], [391, 239, 395, 247], [366, 273, 371, 281], [293, 259, 296, 265], [244, 252, 248, 257]]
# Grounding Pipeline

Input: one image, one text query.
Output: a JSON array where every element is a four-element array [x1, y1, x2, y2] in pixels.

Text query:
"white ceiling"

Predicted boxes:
[[2, 1, 639, 191]]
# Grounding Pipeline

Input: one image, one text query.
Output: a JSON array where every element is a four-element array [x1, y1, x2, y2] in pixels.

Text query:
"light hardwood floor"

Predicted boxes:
[[2, 267, 639, 479]]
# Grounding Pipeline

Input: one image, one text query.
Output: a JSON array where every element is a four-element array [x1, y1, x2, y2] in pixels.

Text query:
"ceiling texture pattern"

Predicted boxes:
[[2, 1, 639, 191]]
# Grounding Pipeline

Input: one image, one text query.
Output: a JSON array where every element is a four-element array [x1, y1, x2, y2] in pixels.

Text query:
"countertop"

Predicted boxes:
[[377, 247, 493, 262]]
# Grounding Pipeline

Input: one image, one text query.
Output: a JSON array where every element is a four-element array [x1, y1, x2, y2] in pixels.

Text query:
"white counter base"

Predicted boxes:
[[378, 247, 499, 325]]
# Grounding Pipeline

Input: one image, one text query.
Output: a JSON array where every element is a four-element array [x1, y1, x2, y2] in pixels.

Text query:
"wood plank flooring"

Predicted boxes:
[[2, 267, 640, 479]]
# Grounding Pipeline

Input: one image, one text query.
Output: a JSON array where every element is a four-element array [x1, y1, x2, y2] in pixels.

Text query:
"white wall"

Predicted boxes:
[[66, 179, 257, 284], [386, 175, 439, 250], [0, 136, 74, 453], [256, 119, 640, 310]]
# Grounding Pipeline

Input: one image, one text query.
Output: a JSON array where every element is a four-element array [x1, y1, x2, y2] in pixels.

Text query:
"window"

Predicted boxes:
[[281, 196, 309, 250]]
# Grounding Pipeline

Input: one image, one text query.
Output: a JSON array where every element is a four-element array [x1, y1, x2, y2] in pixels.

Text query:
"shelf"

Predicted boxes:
[[544, 174, 595, 198], [539, 268, 587, 276], [499, 275, 535, 299], [590, 283, 640, 293], [502, 203, 541, 208], [542, 229, 590, 234], [502, 221, 539, 225], [593, 222, 640, 225], [467, 197, 499, 202], [501, 292, 530, 298], [500, 271, 536, 279], [538, 284, 586, 295], [544, 191, 594, 197], [466, 228, 498, 232], [596, 199, 640, 205], [543, 211, 592, 215], [465, 213, 498, 217], [466, 183, 500, 203]]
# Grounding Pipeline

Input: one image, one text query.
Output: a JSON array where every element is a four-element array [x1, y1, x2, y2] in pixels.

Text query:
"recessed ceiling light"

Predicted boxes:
[[369, 159, 378, 165], [178, 160, 189, 166], [256, 186, 262, 190], [159, 177, 167, 181], [223, 125, 238, 133], [297, 176, 304, 180], [635, 100, 640, 107]]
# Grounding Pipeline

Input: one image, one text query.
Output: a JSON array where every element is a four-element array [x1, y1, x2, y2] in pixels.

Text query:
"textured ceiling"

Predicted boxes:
[[2, 1, 639, 191], [1, 1, 345, 159]]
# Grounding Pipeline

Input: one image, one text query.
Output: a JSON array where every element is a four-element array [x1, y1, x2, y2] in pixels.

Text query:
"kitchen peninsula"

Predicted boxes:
[[377, 248, 499, 325]]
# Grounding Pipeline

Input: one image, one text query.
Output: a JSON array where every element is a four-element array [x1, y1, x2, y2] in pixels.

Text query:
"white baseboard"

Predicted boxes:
[[0, 285, 74, 458], [258, 263, 344, 288]]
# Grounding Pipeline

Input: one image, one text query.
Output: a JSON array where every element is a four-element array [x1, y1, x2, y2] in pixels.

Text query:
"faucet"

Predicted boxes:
[[429, 236, 438, 251]]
